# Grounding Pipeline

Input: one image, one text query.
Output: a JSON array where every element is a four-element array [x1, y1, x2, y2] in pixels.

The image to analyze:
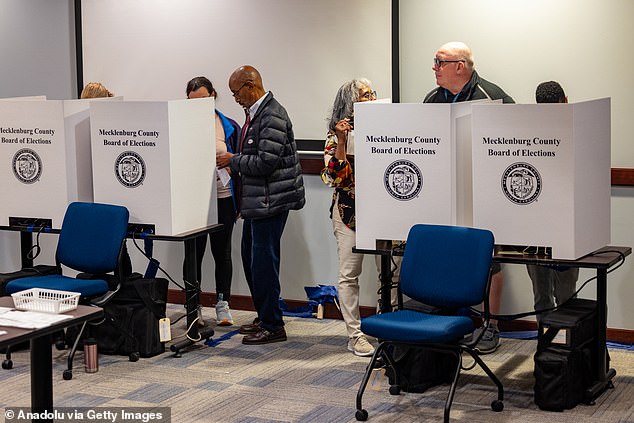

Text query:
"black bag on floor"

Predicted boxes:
[[383, 298, 460, 392], [533, 298, 597, 411], [92, 273, 168, 358], [385, 345, 458, 393]]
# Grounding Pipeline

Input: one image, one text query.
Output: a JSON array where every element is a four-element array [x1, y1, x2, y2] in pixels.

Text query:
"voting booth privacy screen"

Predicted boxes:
[[0, 98, 95, 228], [90, 98, 217, 236], [472, 99, 611, 259], [354, 101, 491, 250], [354, 102, 454, 249], [355, 99, 610, 259]]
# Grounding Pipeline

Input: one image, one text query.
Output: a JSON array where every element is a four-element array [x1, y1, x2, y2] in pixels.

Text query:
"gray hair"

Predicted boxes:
[[328, 78, 372, 132]]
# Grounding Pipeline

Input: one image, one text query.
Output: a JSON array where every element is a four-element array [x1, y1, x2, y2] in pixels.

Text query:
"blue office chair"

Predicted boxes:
[[355, 224, 504, 422], [5, 201, 130, 380]]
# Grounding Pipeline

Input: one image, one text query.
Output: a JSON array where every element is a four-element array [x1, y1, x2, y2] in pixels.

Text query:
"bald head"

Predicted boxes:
[[229, 65, 266, 109], [437, 41, 474, 71], [229, 65, 262, 89], [432, 41, 475, 94]]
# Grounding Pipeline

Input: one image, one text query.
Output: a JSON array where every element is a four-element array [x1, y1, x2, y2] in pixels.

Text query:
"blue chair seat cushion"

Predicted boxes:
[[361, 310, 475, 344], [5, 275, 109, 298]]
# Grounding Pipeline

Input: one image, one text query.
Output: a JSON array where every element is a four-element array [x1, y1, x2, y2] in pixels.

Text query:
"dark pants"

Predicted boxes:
[[241, 211, 289, 332], [184, 196, 235, 301]]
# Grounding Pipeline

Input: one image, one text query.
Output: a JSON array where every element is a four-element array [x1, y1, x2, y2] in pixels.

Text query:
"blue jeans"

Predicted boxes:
[[241, 211, 289, 332]]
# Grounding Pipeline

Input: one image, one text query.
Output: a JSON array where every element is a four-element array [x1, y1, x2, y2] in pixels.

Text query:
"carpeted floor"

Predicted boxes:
[[0, 305, 633, 423]]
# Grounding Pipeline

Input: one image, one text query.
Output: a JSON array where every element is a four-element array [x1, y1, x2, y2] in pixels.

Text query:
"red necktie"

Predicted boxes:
[[239, 110, 250, 152], [235, 110, 250, 216]]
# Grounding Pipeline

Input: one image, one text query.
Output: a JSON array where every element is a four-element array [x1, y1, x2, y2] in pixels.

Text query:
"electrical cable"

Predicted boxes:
[[129, 232, 202, 327], [26, 223, 46, 260], [169, 316, 202, 342], [470, 250, 627, 321]]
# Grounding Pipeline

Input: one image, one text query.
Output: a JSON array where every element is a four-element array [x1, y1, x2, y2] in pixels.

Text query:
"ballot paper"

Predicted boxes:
[[217, 167, 231, 187]]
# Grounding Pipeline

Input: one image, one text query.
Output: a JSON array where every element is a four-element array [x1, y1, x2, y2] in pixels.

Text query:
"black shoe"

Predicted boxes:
[[242, 327, 287, 345]]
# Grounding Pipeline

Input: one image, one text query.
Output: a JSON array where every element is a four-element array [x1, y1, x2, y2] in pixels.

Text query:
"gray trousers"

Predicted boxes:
[[526, 264, 579, 322]]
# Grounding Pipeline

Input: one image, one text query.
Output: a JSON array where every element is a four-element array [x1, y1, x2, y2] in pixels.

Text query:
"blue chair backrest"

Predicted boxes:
[[400, 224, 494, 310], [56, 202, 129, 274]]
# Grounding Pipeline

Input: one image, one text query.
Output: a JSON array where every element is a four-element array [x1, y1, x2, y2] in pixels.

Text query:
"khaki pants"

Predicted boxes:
[[332, 204, 400, 340]]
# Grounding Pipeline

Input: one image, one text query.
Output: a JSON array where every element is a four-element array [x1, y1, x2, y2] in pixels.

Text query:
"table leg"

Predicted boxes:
[[170, 236, 214, 356], [31, 334, 53, 422], [183, 237, 200, 339], [379, 254, 392, 314], [585, 267, 616, 402]]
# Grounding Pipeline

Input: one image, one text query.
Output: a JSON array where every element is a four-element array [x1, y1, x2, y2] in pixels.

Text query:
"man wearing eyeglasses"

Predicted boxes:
[[423, 41, 514, 354], [217, 65, 305, 345], [424, 41, 514, 104]]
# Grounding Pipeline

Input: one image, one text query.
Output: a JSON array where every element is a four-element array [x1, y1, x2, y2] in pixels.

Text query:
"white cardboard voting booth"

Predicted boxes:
[[0, 98, 95, 228], [471, 99, 611, 259], [355, 103, 454, 249], [90, 98, 217, 236]]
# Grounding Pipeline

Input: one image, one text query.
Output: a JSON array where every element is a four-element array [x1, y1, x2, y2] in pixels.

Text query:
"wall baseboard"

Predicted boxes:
[[168, 290, 634, 344]]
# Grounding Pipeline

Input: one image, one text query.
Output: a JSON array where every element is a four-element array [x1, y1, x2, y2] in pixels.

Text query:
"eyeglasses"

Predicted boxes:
[[361, 90, 377, 100], [433, 57, 465, 68], [231, 82, 250, 97]]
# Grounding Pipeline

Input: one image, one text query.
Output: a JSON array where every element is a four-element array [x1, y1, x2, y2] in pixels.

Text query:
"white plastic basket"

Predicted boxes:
[[11, 288, 80, 314]]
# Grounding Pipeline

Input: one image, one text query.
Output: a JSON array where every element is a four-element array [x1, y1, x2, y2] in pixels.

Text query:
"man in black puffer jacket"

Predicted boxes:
[[217, 65, 305, 345]]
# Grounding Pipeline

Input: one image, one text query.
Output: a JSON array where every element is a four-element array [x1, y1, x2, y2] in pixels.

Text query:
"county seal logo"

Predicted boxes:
[[383, 159, 422, 201], [501, 162, 541, 205], [12, 148, 42, 184], [114, 151, 146, 188]]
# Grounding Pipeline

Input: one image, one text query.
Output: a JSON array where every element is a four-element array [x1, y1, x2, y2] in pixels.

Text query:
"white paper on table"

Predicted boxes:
[[0, 310, 73, 329]]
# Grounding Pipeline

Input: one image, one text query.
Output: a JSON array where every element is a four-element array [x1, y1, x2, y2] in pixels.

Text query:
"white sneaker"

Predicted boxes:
[[347, 336, 375, 357], [215, 300, 234, 326]]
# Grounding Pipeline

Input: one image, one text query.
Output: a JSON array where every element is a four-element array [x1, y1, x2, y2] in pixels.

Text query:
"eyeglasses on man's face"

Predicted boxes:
[[433, 57, 465, 68], [360, 90, 377, 101], [231, 82, 250, 98]]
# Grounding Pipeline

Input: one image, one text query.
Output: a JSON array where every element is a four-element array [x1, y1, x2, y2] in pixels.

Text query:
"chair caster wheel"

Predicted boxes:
[[63, 369, 73, 380], [491, 399, 504, 412], [389, 385, 401, 395], [2, 359, 13, 370], [355, 409, 368, 421], [129, 352, 140, 362]]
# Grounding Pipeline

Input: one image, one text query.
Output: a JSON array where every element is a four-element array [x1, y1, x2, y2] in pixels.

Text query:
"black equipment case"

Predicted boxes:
[[384, 299, 459, 392], [534, 298, 601, 411]]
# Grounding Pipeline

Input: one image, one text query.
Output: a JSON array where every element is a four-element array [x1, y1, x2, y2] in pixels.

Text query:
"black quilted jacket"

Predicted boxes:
[[229, 92, 305, 219]]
